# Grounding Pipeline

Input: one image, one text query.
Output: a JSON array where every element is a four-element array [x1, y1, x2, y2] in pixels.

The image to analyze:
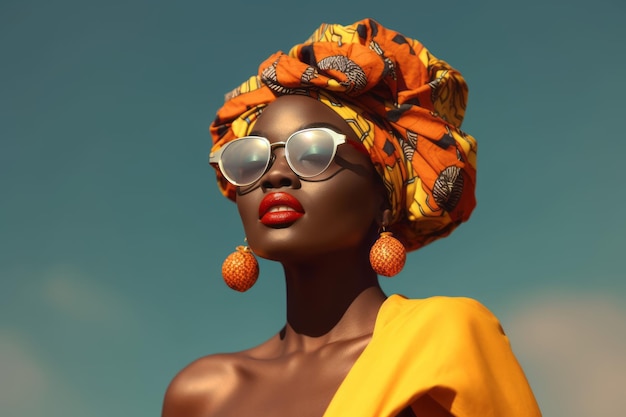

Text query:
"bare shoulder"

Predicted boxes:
[[161, 334, 283, 417], [161, 353, 240, 417]]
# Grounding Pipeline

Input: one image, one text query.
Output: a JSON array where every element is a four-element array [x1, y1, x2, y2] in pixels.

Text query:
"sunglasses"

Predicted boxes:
[[209, 127, 348, 186]]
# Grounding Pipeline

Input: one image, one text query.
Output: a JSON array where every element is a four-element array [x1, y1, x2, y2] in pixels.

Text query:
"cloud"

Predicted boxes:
[[0, 265, 142, 417], [0, 332, 46, 414], [0, 331, 87, 417], [40, 264, 136, 328], [505, 292, 626, 417]]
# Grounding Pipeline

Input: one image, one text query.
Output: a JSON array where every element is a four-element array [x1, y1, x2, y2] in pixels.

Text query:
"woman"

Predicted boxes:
[[162, 19, 541, 417]]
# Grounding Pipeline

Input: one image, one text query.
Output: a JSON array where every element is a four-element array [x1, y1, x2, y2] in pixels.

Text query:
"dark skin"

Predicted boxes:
[[162, 95, 450, 417]]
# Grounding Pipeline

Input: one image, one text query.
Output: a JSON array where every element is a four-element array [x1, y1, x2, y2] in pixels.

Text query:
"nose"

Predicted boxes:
[[260, 147, 301, 190]]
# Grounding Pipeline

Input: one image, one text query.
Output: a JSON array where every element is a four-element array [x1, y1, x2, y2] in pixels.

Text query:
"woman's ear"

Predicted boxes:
[[378, 208, 392, 229]]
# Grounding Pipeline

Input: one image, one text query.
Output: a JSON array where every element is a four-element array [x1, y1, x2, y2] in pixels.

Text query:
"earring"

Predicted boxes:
[[369, 230, 406, 277], [221, 243, 259, 292]]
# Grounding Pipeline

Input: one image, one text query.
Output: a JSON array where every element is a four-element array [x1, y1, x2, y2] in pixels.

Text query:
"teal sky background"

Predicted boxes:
[[2, 1, 625, 416]]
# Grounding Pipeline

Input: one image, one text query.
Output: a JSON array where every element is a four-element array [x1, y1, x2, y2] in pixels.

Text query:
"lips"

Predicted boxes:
[[259, 192, 304, 226]]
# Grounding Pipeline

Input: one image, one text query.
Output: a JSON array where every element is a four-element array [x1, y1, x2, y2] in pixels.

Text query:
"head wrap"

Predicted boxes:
[[210, 18, 477, 252]]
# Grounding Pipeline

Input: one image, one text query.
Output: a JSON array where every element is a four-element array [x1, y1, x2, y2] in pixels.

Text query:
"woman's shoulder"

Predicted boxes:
[[161, 352, 240, 417], [161, 335, 283, 417], [386, 294, 497, 321], [380, 295, 505, 341]]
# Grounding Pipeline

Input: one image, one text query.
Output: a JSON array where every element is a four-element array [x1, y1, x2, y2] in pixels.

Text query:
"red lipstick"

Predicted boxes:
[[259, 192, 304, 226]]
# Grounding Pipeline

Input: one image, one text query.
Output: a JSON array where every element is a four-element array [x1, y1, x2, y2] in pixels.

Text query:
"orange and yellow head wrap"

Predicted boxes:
[[210, 18, 477, 252]]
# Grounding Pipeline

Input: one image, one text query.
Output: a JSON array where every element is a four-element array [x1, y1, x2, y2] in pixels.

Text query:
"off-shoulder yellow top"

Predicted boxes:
[[323, 295, 541, 417]]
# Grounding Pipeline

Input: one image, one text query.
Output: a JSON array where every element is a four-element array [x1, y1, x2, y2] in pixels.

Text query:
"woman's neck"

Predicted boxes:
[[278, 250, 387, 352]]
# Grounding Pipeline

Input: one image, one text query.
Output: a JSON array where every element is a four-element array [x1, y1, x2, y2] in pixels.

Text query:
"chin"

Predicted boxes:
[[251, 236, 367, 264], [250, 241, 308, 262]]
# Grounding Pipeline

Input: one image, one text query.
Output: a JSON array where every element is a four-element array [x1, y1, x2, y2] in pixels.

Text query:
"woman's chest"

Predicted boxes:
[[214, 343, 366, 417]]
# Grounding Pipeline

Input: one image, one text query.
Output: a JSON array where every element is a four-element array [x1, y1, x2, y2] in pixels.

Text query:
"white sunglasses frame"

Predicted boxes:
[[209, 127, 347, 186]]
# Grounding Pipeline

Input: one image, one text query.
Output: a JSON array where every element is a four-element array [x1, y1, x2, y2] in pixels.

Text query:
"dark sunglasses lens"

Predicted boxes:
[[220, 138, 270, 185], [286, 130, 335, 177]]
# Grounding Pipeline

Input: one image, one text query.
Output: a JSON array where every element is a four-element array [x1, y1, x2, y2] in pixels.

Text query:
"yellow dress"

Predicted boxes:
[[323, 295, 542, 417]]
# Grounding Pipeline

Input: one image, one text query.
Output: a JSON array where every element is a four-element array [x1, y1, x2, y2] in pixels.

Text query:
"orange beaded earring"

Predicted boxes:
[[369, 228, 406, 277], [221, 240, 259, 292]]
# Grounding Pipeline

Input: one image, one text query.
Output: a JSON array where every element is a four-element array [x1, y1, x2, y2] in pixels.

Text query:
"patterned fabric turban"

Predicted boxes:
[[210, 18, 477, 252]]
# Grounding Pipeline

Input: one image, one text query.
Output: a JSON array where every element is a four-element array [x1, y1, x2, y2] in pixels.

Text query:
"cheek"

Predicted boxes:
[[308, 176, 379, 240], [235, 193, 259, 237]]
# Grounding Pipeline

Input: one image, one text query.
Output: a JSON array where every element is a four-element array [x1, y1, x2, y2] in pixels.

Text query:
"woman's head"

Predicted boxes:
[[231, 94, 388, 262], [210, 18, 477, 252]]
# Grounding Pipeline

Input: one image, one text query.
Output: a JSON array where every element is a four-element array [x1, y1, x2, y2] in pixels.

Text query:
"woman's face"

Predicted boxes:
[[234, 94, 386, 263]]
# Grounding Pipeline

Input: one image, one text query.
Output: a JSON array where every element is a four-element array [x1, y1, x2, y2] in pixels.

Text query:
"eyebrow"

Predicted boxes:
[[249, 122, 343, 138], [250, 122, 369, 156]]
